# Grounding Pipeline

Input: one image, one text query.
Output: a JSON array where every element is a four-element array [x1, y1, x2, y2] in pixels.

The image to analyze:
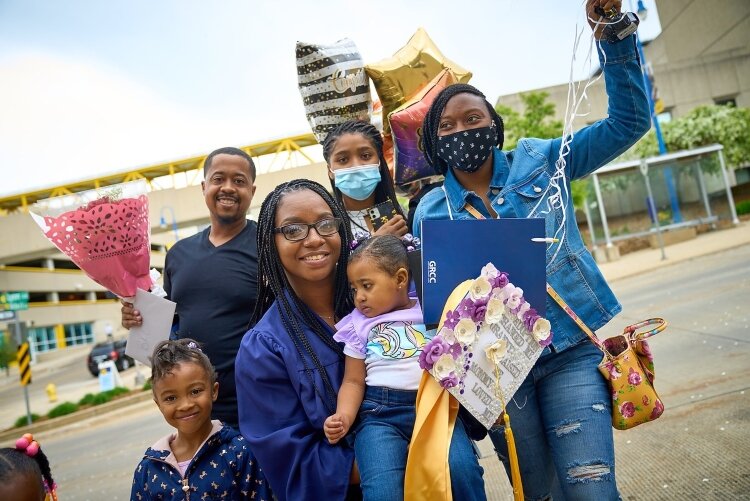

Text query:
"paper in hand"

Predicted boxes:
[[125, 288, 176, 367]]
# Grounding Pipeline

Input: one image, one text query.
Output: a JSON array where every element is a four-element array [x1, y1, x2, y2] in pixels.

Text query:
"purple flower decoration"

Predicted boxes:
[[539, 330, 553, 347], [448, 342, 462, 358], [511, 298, 526, 316], [523, 310, 539, 332], [419, 337, 451, 370], [457, 297, 477, 319], [444, 309, 461, 330], [491, 272, 509, 289], [439, 372, 459, 389], [473, 304, 487, 323]]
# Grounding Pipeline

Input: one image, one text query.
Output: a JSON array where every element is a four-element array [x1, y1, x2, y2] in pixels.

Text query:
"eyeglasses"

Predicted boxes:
[[273, 217, 342, 242]]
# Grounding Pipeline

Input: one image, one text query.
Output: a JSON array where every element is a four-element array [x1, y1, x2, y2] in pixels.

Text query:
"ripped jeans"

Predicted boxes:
[[488, 340, 621, 501]]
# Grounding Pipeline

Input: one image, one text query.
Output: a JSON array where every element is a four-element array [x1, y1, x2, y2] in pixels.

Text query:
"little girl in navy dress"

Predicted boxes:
[[324, 235, 486, 501]]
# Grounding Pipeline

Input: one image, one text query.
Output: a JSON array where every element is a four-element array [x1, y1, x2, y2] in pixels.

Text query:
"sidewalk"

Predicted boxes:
[[597, 220, 750, 282]]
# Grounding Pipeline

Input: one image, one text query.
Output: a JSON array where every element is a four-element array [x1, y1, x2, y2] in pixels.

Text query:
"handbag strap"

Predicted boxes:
[[546, 283, 607, 353], [464, 202, 487, 221], [622, 318, 668, 339]]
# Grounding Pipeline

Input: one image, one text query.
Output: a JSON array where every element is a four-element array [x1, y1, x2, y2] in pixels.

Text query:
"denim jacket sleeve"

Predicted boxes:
[[550, 35, 651, 181]]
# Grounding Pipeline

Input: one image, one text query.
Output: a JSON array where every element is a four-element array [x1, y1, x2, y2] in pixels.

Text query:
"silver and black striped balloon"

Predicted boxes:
[[296, 38, 372, 143]]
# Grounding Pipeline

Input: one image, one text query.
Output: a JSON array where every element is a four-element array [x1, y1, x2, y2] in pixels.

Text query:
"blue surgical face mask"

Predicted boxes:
[[333, 164, 381, 201]]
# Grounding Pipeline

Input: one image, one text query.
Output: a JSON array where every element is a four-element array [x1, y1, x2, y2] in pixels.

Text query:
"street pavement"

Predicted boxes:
[[2, 221, 749, 499], [0, 344, 151, 430]]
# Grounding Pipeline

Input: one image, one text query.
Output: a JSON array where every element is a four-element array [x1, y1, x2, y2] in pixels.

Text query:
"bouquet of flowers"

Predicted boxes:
[[30, 180, 153, 299], [419, 262, 552, 429]]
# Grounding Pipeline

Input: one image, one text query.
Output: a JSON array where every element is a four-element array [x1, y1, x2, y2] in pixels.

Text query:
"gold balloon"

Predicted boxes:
[[366, 28, 471, 133]]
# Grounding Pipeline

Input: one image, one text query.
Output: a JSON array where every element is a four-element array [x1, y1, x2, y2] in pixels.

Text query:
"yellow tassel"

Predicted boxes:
[[494, 363, 524, 501], [503, 413, 524, 501]]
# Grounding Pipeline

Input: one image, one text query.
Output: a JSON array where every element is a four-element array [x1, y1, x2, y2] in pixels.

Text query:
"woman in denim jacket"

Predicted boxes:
[[412, 1, 651, 498]]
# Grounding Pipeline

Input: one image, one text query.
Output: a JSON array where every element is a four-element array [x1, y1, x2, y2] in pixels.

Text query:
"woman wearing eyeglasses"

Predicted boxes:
[[235, 179, 362, 501]]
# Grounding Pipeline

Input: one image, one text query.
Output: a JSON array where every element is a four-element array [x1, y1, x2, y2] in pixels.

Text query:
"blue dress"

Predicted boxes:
[[235, 300, 354, 501]]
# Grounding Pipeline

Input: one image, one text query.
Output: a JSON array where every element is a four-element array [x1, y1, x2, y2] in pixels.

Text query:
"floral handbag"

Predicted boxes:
[[547, 285, 668, 430]]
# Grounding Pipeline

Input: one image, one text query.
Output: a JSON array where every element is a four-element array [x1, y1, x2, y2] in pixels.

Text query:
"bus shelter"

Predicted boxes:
[[579, 144, 740, 256]]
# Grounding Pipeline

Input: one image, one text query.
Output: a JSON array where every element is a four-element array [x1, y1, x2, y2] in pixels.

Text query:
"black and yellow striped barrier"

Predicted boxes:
[[17, 342, 31, 386]]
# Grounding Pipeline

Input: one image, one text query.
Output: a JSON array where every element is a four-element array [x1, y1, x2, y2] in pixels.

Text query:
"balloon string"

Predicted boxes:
[[527, 8, 608, 265]]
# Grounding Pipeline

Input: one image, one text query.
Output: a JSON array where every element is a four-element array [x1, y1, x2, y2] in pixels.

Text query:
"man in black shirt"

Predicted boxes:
[[122, 147, 258, 428]]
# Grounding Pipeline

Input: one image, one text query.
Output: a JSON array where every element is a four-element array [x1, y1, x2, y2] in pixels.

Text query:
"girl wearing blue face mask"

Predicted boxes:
[[322, 121, 408, 241]]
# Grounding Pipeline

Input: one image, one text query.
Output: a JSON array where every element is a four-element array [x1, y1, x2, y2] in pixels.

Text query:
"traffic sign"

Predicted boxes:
[[17, 342, 31, 386], [0, 291, 29, 312], [0, 310, 16, 321]]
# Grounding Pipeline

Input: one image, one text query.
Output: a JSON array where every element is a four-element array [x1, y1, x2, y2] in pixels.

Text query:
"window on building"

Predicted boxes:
[[714, 96, 736, 107], [64, 323, 94, 346], [58, 291, 88, 302], [29, 326, 57, 353]]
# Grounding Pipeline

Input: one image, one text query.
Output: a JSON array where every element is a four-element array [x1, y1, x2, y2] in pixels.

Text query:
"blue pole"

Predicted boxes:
[[160, 206, 180, 242], [633, 3, 683, 222]]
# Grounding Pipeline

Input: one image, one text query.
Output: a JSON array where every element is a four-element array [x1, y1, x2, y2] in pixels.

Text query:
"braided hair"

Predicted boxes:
[[1, 440, 56, 500], [251, 179, 354, 413], [321, 120, 405, 219], [422, 83, 505, 175]]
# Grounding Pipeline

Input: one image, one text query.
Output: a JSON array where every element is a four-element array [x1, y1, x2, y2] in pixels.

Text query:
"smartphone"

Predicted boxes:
[[368, 200, 398, 231]]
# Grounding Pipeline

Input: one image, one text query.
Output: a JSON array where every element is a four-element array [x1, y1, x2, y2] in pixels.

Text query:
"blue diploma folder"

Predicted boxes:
[[420, 218, 547, 327]]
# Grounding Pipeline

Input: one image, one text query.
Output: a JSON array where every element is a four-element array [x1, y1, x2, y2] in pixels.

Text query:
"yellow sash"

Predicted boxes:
[[404, 280, 472, 500]]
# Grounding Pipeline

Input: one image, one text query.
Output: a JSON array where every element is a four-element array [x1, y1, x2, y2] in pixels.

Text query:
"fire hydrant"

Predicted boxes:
[[45, 383, 57, 403]]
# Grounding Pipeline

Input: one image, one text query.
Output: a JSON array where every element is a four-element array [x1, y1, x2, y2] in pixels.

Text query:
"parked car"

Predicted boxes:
[[87, 339, 134, 377]]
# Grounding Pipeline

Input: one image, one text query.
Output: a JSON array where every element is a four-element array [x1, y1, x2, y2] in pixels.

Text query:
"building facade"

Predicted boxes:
[[496, 0, 750, 129]]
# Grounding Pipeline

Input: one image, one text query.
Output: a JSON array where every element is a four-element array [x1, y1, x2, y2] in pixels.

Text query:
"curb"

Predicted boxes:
[[603, 240, 750, 283], [0, 389, 152, 443]]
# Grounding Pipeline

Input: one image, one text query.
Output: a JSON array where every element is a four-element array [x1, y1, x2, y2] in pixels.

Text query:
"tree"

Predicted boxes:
[[496, 92, 593, 211], [496, 91, 563, 150], [0, 337, 17, 377], [623, 104, 750, 168]]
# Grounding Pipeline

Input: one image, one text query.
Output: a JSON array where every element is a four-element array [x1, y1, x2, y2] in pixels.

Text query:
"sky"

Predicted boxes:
[[0, 0, 662, 197]]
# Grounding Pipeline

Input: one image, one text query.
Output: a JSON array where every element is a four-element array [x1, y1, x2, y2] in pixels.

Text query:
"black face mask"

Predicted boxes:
[[436, 124, 498, 173]]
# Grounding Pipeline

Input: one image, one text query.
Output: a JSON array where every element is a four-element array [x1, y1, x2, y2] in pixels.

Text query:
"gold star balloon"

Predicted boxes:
[[366, 28, 471, 133]]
